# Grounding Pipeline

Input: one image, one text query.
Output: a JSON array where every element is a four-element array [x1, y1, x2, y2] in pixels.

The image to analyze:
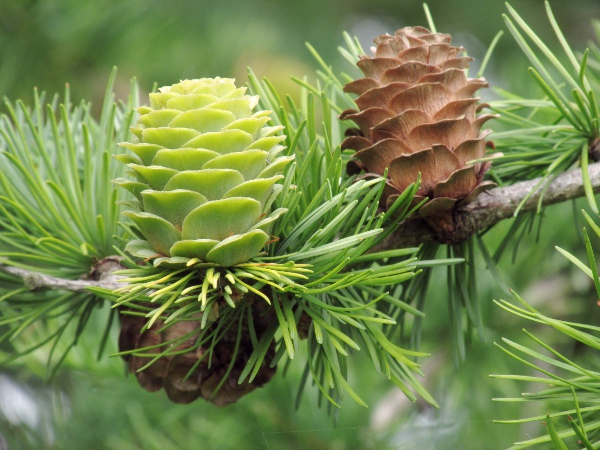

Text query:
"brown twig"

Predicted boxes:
[[376, 161, 600, 248], [0, 260, 123, 292]]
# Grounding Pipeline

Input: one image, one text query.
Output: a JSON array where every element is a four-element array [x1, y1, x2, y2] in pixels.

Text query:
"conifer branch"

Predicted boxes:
[[2, 162, 599, 290], [0, 261, 123, 292]]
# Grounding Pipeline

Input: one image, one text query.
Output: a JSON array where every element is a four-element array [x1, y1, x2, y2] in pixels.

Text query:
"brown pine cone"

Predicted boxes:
[[118, 302, 276, 406], [341, 27, 499, 217]]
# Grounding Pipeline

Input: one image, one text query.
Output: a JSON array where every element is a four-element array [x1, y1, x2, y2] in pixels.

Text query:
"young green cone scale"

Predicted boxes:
[[341, 27, 498, 218], [116, 78, 292, 267]]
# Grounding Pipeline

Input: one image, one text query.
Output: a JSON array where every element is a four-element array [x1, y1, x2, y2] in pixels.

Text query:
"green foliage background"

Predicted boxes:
[[1, 0, 599, 449], [2, 0, 599, 106]]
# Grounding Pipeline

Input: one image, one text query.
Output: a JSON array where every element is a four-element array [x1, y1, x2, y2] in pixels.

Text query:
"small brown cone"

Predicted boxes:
[[341, 27, 499, 217], [118, 303, 276, 406]]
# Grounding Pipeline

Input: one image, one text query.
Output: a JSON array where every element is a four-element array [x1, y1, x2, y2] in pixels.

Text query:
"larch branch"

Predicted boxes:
[[0, 260, 123, 292], [1, 163, 600, 291]]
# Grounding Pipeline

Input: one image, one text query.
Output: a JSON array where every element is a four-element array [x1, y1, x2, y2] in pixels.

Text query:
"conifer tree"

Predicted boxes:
[[0, 2, 598, 449]]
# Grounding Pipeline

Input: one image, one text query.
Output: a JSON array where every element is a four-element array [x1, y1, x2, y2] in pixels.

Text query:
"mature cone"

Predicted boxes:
[[115, 78, 292, 266], [341, 27, 498, 217], [119, 302, 276, 406]]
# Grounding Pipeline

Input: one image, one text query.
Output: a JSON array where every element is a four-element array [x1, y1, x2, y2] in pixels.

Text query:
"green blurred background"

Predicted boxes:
[[1, 0, 599, 449], [2, 0, 599, 105]]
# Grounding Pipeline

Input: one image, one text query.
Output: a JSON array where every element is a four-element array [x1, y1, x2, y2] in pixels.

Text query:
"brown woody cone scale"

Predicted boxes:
[[341, 27, 499, 218], [119, 300, 276, 406]]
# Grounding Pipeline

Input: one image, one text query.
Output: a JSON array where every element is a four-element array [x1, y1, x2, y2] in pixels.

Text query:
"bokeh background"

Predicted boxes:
[[1, 0, 600, 449], [3, 0, 600, 106]]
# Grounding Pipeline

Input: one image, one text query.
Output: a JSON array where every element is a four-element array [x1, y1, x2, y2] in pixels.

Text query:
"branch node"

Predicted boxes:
[[423, 210, 477, 246], [24, 273, 45, 291]]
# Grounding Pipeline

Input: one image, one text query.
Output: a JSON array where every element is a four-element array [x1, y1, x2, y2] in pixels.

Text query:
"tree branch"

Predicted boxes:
[[1, 162, 599, 291], [0, 259, 123, 292], [378, 161, 600, 249]]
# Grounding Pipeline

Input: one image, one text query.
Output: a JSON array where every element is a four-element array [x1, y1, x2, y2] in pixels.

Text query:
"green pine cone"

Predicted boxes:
[[115, 78, 292, 266]]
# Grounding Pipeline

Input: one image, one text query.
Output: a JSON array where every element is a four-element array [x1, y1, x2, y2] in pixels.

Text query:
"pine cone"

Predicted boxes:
[[341, 27, 498, 217], [119, 302, 276, 406], [115, 78, 292, 266]]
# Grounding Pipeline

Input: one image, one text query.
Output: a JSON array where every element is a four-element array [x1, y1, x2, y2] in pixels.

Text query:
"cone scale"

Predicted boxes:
[[118, 300, 276, 406]]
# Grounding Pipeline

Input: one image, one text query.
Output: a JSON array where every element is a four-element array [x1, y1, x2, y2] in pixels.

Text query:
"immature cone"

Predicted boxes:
[[341, 27, 498, 217], [119, 303, 276, 406], [114, 79, 289, 405], [115, 78, 292, 266]]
